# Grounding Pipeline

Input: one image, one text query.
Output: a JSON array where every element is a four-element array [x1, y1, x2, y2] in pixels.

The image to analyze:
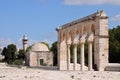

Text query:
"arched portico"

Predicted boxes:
[[56, 10, 109, 71]]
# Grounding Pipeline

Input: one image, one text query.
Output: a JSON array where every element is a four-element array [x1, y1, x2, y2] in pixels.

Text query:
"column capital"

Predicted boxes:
[[66, 39, 72, 45], [72, 42, 77, 46], [72, 38, 78, 45], [87, 34, 94, 43], [73, 44, 77, 48], [79, 35, 86, 44]]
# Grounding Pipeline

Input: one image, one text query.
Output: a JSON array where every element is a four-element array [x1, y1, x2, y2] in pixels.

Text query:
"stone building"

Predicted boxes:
[[26, 43, 53, 67], [22, 35, 53, 67], [56, 10, 109, 71]]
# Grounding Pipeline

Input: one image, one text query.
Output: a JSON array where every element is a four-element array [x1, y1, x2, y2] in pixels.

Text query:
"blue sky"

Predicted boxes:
[[0, 0, 120, 48]]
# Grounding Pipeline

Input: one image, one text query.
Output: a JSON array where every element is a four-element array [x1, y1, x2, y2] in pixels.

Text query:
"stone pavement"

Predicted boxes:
[[0, 66, 120, 80]]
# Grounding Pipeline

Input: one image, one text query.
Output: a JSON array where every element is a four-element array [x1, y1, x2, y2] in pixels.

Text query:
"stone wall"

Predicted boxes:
[[29, 51, 53, 67]]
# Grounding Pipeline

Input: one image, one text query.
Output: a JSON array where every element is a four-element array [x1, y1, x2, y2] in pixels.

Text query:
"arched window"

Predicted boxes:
[[82, 26, 86, 35], [68, 31, 72, 38], [75, 28, 79, 36], [91, 24, 95, 34], [61, 33, 65, 41]]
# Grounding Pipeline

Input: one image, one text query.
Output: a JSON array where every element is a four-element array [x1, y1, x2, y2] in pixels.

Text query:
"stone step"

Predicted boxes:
[[105, 63, 120, 72]]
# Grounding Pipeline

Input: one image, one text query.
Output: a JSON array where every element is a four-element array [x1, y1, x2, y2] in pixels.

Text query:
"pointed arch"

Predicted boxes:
[[74, 28, 79, 36], [61, 32, 65, 41], [82, 26, 86, 35], [91, 24, 95, 34], [68, 30, 72, 38]]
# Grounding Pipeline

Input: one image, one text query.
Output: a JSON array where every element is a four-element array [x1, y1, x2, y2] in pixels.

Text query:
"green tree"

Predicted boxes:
[[2, 44, 17, 64], [50, 41, 57, 66], [12, 49, 25, 65], [1, 47, 7, 57], [109, 26, 120, 63], [26, 46, 32, 52], [18, 49, 25, 60]]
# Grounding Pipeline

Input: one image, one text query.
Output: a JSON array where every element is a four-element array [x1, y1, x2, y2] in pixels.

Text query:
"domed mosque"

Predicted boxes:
[[23, 35, 53, 67]]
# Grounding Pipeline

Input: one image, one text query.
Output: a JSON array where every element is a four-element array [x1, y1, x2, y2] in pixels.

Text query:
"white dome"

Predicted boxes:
[[31, 42, 49, 52]]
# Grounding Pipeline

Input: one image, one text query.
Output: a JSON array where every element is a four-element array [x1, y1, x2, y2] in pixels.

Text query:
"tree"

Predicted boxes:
[[12, 49, 25, 65], [18, 49, 25, 60], [50, 41, 58, 66], [109, 26, 120, 63], [1, 47, 7, 57], [2, 44, 17, 64], [26, 46, 32, 52]]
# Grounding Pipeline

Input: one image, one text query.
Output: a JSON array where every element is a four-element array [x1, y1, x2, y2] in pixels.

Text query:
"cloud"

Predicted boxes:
[[0, 37, 13, 48], [42, 39, 52, 47], [28, 39, 38, 45], [0, 36, 38, 49], [0, 31, 57, 49], [15, 38, 22, 49], [111, 14, 120, 22], [64, 0, 120, 5], [16, 37, 38, 49], [41, 31, 57, 47]]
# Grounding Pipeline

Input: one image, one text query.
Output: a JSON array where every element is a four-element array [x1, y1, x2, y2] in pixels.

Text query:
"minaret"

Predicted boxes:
[[22, 35, 28, 52]]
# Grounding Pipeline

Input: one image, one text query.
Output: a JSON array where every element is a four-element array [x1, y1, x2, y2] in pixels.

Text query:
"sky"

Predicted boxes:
[[0, 0, 120, 48]]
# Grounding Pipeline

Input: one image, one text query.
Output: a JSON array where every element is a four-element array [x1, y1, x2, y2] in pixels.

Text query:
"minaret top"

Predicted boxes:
[[23, 34, 28, 40]]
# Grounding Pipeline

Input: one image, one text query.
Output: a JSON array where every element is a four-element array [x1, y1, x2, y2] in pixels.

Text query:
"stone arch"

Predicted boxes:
[[74, 28, 79, 40], [74, 28, 79, 36], [61, 32, 65, 41], [68, 30, 72, 39], [82, 26, 86, 35], [91, 24, 95, 34]]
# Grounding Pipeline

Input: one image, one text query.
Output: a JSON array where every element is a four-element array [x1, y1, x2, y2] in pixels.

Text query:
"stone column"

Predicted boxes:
[[80, 43, 85, 71], [80, 35, 85, 71], [88, 42, 93, 71], [67, 44, 71, 70], [87, 34, 94, 71], [73, 44, 77, 70]]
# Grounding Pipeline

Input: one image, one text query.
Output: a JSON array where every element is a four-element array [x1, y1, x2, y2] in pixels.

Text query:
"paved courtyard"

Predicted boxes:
[[0, 66, 120, 80]]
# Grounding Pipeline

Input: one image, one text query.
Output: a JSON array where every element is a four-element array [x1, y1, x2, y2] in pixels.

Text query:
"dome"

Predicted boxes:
[[31, 42, 49, 52]]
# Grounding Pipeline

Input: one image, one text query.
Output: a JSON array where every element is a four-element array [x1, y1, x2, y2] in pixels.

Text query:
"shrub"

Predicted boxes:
[[13, 59, 24, 65]]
